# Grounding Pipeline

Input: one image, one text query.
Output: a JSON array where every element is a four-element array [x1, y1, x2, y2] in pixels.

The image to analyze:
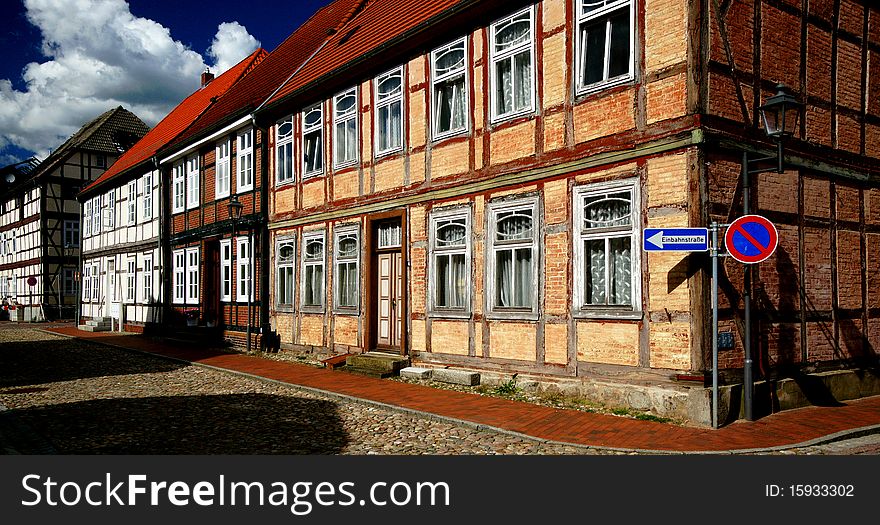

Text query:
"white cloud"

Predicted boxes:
[[0, 0, 260, 162]]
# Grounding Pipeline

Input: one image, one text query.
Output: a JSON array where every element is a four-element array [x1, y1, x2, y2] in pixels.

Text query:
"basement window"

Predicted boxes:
[[575, 0, 634, 95]]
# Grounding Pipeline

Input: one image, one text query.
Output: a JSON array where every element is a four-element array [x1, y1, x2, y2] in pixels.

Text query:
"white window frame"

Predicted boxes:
[[573, 177, 641, 318], [275, 116, 294, 186], [489, 6, 536, 122], [300, 230, 326, 312], [333, 225, 360, 312], [431, 37, 469, 140], [237, 128, 254, 192], [91, 262, 100, 301], [275, 236, 296, 310], [83, 200, 92, 237], [215, 138, 231, 199], [172, 249, 185, 304], [64, 219, 79, 247], [143, 172, 153, 221], [142, 254, 153, 304], [172, 161, 185, 214], [485, 196, 540, 320], [428, 206, 472, 318], [236, 236, 253, 303], [91, 197, 101, 235], [333, 88, 359, 168], [63, 268, 75, 296], [374, 67, 405, 156], [105, 190, 115, 229], [574, 0, 635, 96], [220, 239, 232, 302], [126, 257, 136, 302], [186, 247, 199, 305], [186, 155, 200, 210], [82, 264, 91, 301], [127, 180, 137, 225], [301, 104, 324, 179]]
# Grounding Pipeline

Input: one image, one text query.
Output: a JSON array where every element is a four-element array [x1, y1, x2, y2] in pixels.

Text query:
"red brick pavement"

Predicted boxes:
[[45, 326, 880, 453]]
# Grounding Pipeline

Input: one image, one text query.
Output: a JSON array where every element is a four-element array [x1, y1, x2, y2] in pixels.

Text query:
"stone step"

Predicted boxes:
[[400, 367, 434, 380], [345, 352, 410, 374], [86, 319, 111, 326], [339, 366, 395, 379], [433, 368, 480, 386], [78, 325, 109, 332]]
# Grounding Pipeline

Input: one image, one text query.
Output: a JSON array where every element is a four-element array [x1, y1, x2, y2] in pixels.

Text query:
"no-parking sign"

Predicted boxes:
[[724, 215, 779, 264]]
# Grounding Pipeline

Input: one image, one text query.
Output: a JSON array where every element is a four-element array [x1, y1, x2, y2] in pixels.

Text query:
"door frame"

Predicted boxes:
[[364, 209, 408, 355]]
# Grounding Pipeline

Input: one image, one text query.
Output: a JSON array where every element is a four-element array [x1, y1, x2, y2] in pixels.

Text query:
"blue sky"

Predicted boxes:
[[0, 0, 332, 165]]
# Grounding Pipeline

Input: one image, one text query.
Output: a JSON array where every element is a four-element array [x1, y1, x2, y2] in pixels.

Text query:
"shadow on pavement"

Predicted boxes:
[[9, 393, 349, 454], [0, 339, 187, 388]]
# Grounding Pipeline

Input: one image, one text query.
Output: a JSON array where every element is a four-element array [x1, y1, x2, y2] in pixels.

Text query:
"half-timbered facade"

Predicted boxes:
[[252, 0, 880, 423], [0, 107, 147, 322]]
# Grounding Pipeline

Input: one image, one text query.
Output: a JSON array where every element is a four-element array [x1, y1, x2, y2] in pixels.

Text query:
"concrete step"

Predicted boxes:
[[345, 352, 410, 374], [400, 366, 434, 380], [78, 325, 109, 332], [433, 368, 480, 386]]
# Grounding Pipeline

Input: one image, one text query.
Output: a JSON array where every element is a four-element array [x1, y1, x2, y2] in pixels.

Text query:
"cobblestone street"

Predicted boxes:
[[0, 325, 610, 455]]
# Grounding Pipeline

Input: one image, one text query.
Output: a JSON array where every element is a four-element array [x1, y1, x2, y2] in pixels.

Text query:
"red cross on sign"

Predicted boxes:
[[724, 215, 779, 264]]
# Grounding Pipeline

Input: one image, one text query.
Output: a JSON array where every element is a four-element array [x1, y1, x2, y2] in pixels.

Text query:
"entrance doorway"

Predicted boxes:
[[367, 215, 406, 354], [204, 241, 220, 326]]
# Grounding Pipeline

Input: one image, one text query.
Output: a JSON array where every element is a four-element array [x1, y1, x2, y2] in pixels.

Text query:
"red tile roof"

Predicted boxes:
[[166, 0, 362, 151], [80, 48, 267, 196], [262, 0, 471, 111]]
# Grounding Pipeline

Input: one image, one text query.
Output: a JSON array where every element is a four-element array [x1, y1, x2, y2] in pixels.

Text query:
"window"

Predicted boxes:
[[91, 262, 100, 301], [575, 0, 634, 94], [236, 237, 252, 302], [64, 220, 79, 247], [172, 161, 185, 213], [127, 181, 136, 224], [126, 258, 136, 302], [276, 237, 295, 308], [91, 197, 101, 235], [237, 128, 254, 192], [574, 178, 640, 314], [302, 104, 324, 178], [186, 156, 200, 209], [216, 138, 231, 199], [334, 226, 359, 311], [375, 67, 404, 155], [429, 207, 471, 315], [275, 116, 294, 185], [301, 231, 325, 310], [490, 7, 535, 121], [431, 38, 468, 138], [377, 222, 401, 249], [83, 200, 92, 236], [143, 172, 153, 220], [83, 265, 91, 300], [173, 249, 185, 304], [142, 255, 153, 303], [186, 247, 199, 305], [487, 197, 539, 318], [63, 268, 75, 296], [333, 88, 358, 168], [106, 190, 115, 229], [95, 154, 106, 168], [220, 239, 232, 302]]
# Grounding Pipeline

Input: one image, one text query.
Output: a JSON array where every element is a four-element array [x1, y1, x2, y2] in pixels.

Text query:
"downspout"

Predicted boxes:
[[153, 155, 162, 327], [76, 193, 84, 327]]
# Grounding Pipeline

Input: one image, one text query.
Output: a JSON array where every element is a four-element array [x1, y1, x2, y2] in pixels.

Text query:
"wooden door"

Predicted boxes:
[[204, 242, 220, 325], [376, 252, 402, 348]]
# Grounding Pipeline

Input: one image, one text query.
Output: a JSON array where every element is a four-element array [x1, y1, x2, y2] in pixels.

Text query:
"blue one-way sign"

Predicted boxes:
[[643, 228, 709, 252]]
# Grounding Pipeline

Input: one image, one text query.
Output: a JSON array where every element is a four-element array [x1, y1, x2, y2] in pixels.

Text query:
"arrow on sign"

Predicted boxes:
[[643, 228, 709, 252]]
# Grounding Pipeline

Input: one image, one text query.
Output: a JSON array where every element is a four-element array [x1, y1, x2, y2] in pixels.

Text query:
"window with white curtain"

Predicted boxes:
[[91, 262, 100, 301], [333, 88, 358, 168], [142, 255, 153, 303], [186, 155, 200, 209], [236, 236, 252, 302], [431, 38, 468, 138], [275, 117, 294, 185], [334, 226, 359, 311], [216, 138, 231, 199], [106, 190, 115, 229], [172, 161, 185, 213], [301, 231, 325, 310], [220, 239, 232, 302], [302, 104, 323, 178], [91, 197, 101, 235], [173, 249, 185, 304], [143, 172, 153, 221], [429, 207, 471, 316], [375, 67, 404, 155], [127, 181, 136, 224], [126, 258, 136, 302], [575, 0, 634, 94], [186, 247, 199, 305], [574, 178, 640, 313], [276, 237, 295, 308], [83, 199, 92, 236], [487, 197, 539, 318], [237, 128, 254, 192], [490, 6, 535, 121]]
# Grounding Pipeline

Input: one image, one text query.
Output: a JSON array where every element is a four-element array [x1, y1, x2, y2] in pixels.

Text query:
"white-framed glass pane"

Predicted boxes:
[[276, 238, 295, 307], [303, 105, 324, 177], [376, 67, 404, 154], [276, 117, 294, 184], [377, 223, 401, 248], [577, 0, 632, 92], [432, 39, 468, 137], [237, 128, 254, 191]]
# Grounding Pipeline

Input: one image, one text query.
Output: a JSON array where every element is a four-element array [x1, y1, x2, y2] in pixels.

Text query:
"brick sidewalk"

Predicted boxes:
[[45, 326, 880, 453]]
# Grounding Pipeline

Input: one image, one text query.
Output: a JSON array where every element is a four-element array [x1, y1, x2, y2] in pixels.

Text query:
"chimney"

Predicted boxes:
[[201, 67, 214, 87]]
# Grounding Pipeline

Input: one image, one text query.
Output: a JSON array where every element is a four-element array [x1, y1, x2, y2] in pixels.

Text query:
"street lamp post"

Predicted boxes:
[[740, 83, 802, 421]]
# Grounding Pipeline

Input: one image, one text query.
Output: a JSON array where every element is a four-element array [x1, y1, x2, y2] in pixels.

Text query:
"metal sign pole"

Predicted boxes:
[[711, 222, 719, 429]]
